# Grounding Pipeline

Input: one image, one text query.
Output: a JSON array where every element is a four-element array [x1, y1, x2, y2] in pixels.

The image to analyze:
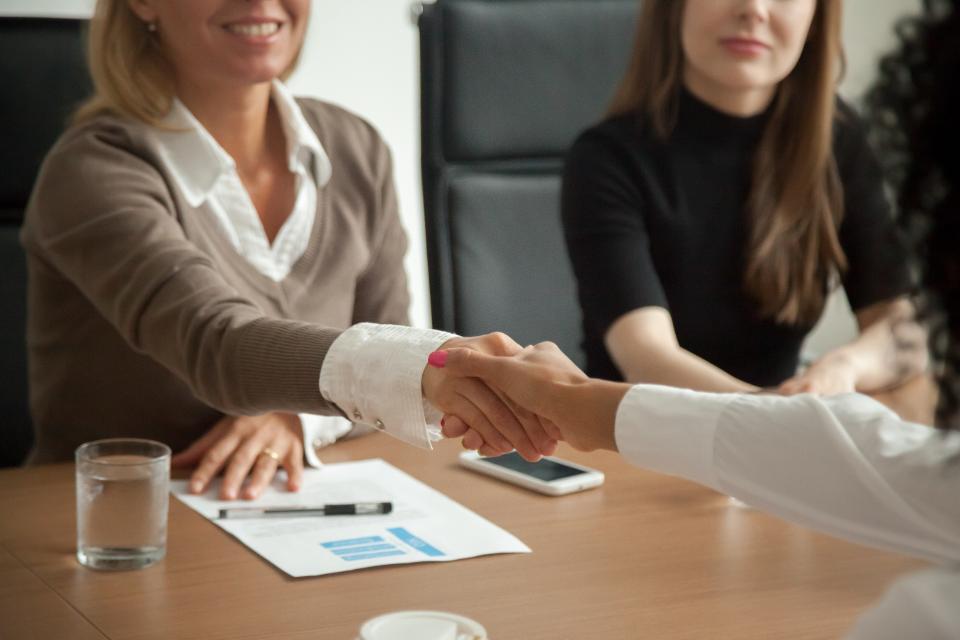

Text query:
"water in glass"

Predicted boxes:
[[76, 444, 169, 570]]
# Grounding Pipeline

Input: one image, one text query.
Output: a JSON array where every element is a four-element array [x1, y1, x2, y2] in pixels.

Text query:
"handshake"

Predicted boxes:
[[421, 333, 629, 459]]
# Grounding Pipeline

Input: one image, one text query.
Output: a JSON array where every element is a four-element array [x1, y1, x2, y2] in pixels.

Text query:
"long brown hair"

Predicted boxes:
[[608, 0, 846, 326], [74, 0, 305, 127]]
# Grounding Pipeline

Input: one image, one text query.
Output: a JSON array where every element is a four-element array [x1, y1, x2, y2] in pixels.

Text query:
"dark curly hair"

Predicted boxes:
[[864, 0, 960, 429]]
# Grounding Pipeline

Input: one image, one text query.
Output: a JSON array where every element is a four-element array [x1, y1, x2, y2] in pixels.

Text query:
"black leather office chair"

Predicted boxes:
[[0, 17, 91, 466], [418, 0, 638, 365]]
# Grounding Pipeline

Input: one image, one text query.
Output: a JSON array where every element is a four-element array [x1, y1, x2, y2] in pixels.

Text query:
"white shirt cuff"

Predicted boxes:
[[299, 413, 354, 468], [318, 323, 456, 449], [614, 384, 736, 491]]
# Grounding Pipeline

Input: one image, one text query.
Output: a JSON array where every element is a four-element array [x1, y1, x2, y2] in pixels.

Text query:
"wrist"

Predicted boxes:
[[569, 380, 629, 452], [817, 348, 863, 382], [280, 412, 303, 436]]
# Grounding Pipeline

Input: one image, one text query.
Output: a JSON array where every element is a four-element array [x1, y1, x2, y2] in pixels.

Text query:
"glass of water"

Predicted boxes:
[[75, 438, 171, 570]]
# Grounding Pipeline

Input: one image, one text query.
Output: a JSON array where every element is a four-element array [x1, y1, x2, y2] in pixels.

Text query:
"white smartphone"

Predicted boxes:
[[458, 451, 605, 496]]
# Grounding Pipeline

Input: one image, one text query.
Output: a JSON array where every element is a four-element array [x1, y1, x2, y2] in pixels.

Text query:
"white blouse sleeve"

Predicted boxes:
[[298, 413, 354, 468], [318, 323, 455, 449], [614, 385, 960, 565]]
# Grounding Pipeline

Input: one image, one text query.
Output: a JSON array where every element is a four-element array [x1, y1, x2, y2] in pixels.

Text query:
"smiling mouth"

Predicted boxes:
[[225, 22, 282, 37]]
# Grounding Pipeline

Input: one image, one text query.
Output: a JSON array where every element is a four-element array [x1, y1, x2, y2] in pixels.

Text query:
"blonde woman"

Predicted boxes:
[[21, 0, 555, 497], [562, 0, 927, 394]]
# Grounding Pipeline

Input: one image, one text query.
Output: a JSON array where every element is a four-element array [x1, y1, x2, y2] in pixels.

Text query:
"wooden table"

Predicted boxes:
[[0, 423, 925, 640]]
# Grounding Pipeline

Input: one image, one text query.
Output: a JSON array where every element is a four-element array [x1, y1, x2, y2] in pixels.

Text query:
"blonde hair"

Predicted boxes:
[[609, 0, 846, 326], [73, 0, 304, 127]]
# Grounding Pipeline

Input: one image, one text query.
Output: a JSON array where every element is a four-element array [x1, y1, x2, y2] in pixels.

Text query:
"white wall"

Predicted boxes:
[[1, 0, 922, 341], [841, 0, 920, 101], [0, 0, 91, 17]]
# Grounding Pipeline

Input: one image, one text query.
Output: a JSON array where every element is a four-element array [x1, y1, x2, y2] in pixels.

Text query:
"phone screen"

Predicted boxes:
[[481, 452, 588, 481]]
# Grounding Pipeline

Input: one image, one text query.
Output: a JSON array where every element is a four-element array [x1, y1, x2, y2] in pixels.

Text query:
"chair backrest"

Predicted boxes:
[[0, 17, 91, 466], [418, 0, 639, 365]]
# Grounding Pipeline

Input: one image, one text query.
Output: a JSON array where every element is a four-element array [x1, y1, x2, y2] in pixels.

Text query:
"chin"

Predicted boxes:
[[231, 63, 290, 85], [712, 69, 779, 93], [245, 71, 285, 84]]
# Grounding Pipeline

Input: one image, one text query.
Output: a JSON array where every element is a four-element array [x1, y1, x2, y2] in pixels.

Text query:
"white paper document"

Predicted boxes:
[[171, 459, 530, 577]]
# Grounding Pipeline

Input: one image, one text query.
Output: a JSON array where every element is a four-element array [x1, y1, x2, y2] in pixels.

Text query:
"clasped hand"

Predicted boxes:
[[432, 341, 623, 454], [422, 333, 562, 460]]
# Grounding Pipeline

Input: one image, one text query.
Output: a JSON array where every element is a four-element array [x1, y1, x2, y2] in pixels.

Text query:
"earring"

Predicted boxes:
[[146, 22, 157, 32]]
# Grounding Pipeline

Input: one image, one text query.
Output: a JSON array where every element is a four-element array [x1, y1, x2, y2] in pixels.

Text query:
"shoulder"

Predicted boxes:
[[570, 113, 646, 156], [24, 116, 173, 240], [47, 114, 159, 167], [565, 112, 653, 176], [293, 98, 399, 241], [295, 97, 390, 160], [33, 115, 167, 192], [37, 115, 168, 193], [831, 97, 875, 168]]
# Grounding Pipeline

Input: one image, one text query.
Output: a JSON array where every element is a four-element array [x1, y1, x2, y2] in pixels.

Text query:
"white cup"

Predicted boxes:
[[358, 610, 487, 640]]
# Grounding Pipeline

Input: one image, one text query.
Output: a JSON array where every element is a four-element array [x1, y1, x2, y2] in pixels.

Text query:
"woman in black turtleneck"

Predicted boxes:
[[562, 0, 928, 393]]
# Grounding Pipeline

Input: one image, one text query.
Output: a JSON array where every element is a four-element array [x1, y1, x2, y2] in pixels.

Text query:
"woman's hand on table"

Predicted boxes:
[[780, 299, 929, 397], [777, 352, 858, 396], [171, 412, 304, 500]]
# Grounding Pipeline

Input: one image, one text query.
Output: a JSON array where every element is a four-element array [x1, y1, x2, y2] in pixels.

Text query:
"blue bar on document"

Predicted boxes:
[[321, 536, 384, 549], [330, 543, 397, 556], [341, 549, 408, 562], [387, 527, 445, 557]]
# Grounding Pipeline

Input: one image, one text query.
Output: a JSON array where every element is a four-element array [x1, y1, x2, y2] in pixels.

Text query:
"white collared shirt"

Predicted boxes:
[[150, 82, 449, 466], [614, 385, 960, 638], [154, 81, 331, 282]]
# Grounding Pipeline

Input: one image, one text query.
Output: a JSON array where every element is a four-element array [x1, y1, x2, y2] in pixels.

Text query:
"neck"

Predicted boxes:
[[683, 67, 775, 117], [176, 78, 275, 172]]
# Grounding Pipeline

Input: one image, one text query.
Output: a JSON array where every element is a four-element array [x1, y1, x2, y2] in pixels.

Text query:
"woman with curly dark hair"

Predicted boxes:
[[437, 4, 960, 635], [865, 0, 960, 428]]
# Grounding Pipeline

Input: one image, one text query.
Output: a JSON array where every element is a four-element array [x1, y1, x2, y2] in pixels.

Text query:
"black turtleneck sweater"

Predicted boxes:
[[561, 90, 913, 385]]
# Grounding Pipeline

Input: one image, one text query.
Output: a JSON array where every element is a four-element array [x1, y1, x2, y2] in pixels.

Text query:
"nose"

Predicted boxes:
[[737, 0, 770, 26]]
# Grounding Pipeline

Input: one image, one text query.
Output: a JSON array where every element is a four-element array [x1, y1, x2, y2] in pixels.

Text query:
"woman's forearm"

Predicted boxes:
[[605, 308, 757, 393], [615, 345, 757, 393], [565, 379, 633, 452]]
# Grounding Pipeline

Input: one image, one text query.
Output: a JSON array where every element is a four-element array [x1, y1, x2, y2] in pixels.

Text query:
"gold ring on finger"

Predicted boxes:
[[260, 447, 281, 462]]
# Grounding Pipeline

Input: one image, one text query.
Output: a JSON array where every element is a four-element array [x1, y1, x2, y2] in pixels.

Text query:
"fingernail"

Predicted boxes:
[[190, 480, 202, 493], [224, 489, 236, 500], [427, 350, 448, 368]]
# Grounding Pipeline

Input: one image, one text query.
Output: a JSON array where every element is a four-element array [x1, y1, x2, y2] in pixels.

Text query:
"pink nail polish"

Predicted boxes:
[[428, 350, 448, 368]]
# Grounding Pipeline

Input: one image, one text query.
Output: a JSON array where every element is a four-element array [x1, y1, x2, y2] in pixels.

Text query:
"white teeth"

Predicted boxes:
[[227, 22, 280, 37]]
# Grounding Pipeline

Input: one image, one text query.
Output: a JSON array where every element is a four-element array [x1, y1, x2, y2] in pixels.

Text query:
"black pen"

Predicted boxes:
[[218, 502, 393, 519]]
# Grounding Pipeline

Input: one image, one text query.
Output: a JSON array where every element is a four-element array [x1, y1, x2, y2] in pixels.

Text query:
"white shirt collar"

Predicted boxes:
[[270, 80, 332, 186], [152, 80, 332, 208]]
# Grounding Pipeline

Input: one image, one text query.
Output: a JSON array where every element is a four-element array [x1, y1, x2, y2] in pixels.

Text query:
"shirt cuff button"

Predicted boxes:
[[374, 419, 385, 430]]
